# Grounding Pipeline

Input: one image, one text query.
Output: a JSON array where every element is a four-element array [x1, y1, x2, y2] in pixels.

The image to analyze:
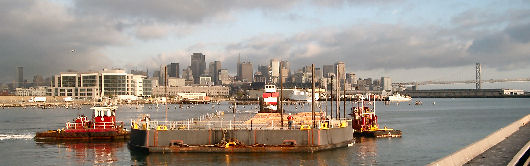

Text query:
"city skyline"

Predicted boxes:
[[1, 0, 530, 83]]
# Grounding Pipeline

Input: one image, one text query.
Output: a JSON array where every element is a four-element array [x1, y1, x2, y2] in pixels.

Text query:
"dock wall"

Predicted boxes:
[[130, 126, 353, 148], [403, 89, 529, 98], [428, 114, 530, 166]]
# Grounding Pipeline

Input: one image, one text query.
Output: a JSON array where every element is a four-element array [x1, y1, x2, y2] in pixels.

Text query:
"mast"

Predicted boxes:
[[164, 66, 168, 122], [336, 65, 340, 119], [343, 76, 346, 119], [280, 65, 284, 128], [311, 64, 316, 128], [330, 75, 333, 119]]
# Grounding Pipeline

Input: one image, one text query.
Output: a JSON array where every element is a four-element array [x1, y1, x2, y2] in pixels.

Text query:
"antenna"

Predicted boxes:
[[475, 63, 481, 89]]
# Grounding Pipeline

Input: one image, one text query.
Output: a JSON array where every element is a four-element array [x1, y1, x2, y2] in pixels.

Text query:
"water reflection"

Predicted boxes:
[[36, 141, 124, 165], [128, 138, 380, 166]]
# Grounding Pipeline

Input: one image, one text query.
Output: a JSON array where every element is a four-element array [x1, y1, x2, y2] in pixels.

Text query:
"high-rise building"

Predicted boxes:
[[257, 65, 269, 81], [17, 67, 23, 88], [314, 68, 322, 80], [381, 77, 392, 91], [346, 73, 357, 85], [322, 65, 334, 78], [167, 63, 179, 78], [182, 66, 193, 81], [270, 59, 280, 78], [240, 62, 253, 82], [209, 61, 221, 85], [190, 53, 206, 84], [334, 62, 345, 80], [280, 60, 290, 77], [159, 65, 166, 86], [218, 69, 231, 85]]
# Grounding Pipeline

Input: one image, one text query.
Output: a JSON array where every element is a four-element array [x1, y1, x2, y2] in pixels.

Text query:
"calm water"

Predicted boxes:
[[0, 98, 529, 165]]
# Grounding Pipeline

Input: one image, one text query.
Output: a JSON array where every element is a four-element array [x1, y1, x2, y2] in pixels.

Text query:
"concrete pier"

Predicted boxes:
[[429, 114, 530, 166], [465, 123, 529, 165]]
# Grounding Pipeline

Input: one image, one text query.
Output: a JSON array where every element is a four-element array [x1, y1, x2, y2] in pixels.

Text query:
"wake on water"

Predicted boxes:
[[0, 133, 34, 140]]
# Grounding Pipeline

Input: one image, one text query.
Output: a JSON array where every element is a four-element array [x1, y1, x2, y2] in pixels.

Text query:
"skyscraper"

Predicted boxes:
[[334, 62, 345, 80], [209, 61, 221, 85], [191, 53, 206, 84], [167, 63, 179, 78], [17, 67, 23, 88], [322, 65, 334, 78], [240, 62, 253, 82], [280, 60, 290, 77], [270, 58, 280, 83], [381, 77, 392, 91]]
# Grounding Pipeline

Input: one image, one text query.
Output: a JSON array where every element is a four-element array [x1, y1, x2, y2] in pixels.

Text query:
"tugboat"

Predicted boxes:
[[35, 106, 129, 140], [259, 85, 279, 113], [350, 96, 402, 137]]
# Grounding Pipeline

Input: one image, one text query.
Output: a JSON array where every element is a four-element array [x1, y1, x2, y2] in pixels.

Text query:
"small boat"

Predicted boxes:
[[35, 106, 129, 141], [350, 96, 402, 138], [387, 93, 412, 102]]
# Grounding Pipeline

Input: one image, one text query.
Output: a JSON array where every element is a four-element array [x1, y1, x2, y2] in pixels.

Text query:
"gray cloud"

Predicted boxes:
[[0, 0, 127, 82], [73, 0, 299, 24]]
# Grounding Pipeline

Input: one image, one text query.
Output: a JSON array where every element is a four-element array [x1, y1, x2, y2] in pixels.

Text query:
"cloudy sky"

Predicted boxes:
[[1, 0, 529, 83]]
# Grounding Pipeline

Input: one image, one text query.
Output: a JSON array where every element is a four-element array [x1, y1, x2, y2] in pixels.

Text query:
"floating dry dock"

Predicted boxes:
[[128, 112, 354, 153]]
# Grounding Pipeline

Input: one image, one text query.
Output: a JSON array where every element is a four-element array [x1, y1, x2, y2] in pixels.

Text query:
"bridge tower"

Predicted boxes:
[[475, 63, 481, 89]]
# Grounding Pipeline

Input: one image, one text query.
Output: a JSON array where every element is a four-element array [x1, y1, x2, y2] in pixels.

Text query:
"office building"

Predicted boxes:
[[209, 61, 221, 84], [322, 65, 334, 78], [191, 53, 206, 84], [167, 63, 179, 78], [17, 67, 23, 88], [381, 77, 392, 91], [48, 69, 149, 99], [239, 62, 253, 82]]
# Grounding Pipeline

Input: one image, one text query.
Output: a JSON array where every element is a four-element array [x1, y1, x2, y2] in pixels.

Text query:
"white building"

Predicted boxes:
[[48, 69, 150, 99]]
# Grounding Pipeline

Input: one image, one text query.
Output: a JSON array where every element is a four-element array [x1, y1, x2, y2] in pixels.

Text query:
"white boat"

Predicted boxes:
[[388, 93, 412, 102], [285, 89, 319, 102]]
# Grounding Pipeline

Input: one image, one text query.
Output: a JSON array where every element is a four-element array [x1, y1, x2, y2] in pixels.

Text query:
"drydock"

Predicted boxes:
[[128, 112, 354, 153]]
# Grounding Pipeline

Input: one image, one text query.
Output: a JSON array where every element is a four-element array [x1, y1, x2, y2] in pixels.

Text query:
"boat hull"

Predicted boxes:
[[35, 129, 129, 140]]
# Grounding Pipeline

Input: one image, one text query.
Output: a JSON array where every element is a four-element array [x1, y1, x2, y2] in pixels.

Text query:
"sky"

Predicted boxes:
[[0, 0, 529, 83]]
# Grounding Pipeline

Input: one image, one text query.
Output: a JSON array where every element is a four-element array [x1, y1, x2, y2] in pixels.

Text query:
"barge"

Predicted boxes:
[[35, 106, 129, 141], [127, 113, 354, 153]]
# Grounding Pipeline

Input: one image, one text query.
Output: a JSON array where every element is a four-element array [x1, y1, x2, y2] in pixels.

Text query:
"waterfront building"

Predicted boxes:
[[48, 69, 150, 99], [167, 63, 180, 78], [152, 86, 229, 97], [15, 87, 47, 96], [191, 53, 206, 84]]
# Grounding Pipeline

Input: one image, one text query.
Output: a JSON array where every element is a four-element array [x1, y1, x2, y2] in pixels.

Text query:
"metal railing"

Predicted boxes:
[[66, 121, 124, 129], [130, 118, 352, 131]]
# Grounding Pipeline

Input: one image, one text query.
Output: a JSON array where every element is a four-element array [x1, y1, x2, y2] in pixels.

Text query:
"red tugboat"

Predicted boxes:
[[259, 85, 279, 113], [35, 106, 129, 140], [350, 95, 402, 137]]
